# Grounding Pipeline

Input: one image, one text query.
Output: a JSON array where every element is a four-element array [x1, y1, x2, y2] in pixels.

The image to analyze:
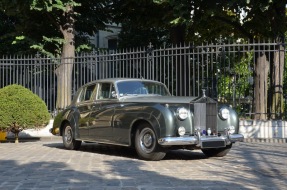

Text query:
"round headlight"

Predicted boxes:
[[176, 107, 189, 120], [219, 107, 230, 120], [178, 126, 186, 136]]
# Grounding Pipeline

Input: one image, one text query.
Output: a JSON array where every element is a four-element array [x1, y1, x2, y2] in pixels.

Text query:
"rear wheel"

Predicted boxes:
[[135, 124, 166, 161], [201, 144, 232, 157], [62, 124, 81, 150]]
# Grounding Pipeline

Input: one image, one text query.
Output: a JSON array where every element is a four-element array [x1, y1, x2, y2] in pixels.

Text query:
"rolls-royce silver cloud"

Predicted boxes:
[[50, 78, 244, 161]]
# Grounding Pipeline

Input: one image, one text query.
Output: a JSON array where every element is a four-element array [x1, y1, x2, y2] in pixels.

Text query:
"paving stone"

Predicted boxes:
[[0, 140, 287, 190]]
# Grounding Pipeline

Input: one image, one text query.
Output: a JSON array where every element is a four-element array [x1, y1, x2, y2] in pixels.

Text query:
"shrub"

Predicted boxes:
[[0, 84, 50, 142]]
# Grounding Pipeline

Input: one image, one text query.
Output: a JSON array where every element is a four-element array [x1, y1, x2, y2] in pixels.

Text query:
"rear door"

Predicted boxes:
[[76, 84, 97, 140], [89, 82, 117, 142]]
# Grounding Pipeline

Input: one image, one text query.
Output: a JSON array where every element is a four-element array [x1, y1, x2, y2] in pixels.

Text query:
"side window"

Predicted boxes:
[[97, 83, 116, 99], [98, 83, 110, 99], [78, 84, 96, 102]]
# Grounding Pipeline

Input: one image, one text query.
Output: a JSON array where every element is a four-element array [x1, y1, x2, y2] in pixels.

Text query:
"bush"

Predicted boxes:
[[0, 84, 50, 133]]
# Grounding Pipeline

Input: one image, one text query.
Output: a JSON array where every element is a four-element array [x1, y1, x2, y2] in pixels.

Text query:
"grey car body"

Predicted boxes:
[[51, 78, 244, 161]]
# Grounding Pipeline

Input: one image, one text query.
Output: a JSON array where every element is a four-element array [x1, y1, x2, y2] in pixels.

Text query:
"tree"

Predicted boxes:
[[0, 0, 113, 109]]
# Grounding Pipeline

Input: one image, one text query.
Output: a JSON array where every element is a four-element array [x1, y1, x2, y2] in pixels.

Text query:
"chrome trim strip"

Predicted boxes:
[[158, 134, 244, 146]]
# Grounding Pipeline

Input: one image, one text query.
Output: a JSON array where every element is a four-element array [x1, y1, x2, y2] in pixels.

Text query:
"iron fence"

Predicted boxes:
[[1, 40, 286, 119]]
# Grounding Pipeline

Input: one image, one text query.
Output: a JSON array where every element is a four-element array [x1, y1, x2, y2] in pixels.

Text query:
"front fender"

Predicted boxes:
[[114, 103, 177, 146], [217, 106, 239, 133], [139, 104, 176, 138]]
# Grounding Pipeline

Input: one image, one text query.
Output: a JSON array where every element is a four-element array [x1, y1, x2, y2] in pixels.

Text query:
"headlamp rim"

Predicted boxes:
[[219, 107, 230, 120], [176, 107, 189, 120]]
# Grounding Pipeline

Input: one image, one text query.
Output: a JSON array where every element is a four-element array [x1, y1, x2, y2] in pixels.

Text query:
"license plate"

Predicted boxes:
[[201, 141, 226, 148]]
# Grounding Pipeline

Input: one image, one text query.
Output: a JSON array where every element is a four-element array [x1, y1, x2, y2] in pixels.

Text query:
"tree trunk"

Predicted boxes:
[[15, 132, 19, 143], [271, 45, 284, 119], [254, 54, 269, 120], [55, 4, 75, 110], [10, 123, 22, 144]]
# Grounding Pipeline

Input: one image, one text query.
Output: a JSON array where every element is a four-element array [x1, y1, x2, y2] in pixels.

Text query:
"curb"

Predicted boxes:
[[1, 136, 62, 143]]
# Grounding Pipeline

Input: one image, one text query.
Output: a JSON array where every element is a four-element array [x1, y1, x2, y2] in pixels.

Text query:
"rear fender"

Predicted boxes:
[[59, 110, 79, 138]]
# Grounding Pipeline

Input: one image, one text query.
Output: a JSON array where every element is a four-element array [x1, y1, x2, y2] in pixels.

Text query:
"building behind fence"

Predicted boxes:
[[1, 40, 286, 119]]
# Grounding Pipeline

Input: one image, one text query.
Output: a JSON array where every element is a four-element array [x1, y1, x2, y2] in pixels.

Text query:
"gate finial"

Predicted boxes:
[[202, 89, 206, 97]]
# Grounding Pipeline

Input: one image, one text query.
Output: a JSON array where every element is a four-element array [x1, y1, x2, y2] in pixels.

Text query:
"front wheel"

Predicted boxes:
[[201, 144, 232, 157], [135, 124, 166, 161], [62, 124, 82, 150]]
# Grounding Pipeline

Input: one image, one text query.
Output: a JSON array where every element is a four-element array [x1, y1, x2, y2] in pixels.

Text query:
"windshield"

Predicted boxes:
[[116, 81, 170, 96]]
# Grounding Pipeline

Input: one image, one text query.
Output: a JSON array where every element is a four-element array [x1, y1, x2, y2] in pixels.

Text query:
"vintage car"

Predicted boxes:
[[51, 78, 244, 161]]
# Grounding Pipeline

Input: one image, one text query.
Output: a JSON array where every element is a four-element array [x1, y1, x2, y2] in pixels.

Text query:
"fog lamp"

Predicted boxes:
[[178, 126, 186, 136]]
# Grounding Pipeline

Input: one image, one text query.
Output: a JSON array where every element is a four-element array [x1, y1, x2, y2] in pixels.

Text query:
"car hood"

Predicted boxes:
[[119, 95, 197, 104]]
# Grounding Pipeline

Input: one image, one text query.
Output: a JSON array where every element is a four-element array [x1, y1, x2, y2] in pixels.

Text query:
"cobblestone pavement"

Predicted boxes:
[[0, 139, 287, 190]]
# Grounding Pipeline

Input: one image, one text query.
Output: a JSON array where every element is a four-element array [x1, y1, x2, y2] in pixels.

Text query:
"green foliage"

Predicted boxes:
[[217, 49, 254, 114], [118, 23, 170, 49], [31, 0, 81, 12], [0, 84, 50, 131], [1, 0, 286, 54], [0, 0, 112, 55], [75, 44, 92, 52], [115, 0, 286, 46], [30, 36, 65, 57]]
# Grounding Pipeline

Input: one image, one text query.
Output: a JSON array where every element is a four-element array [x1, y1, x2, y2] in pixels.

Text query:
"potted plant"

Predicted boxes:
[[0, 84, 50, 143], [0, 129, 6, 142]]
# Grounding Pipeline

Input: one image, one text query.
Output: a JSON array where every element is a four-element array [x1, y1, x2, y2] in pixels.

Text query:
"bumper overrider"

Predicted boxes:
[[49, 127, 60, 136], [158, 129, 244, 148]]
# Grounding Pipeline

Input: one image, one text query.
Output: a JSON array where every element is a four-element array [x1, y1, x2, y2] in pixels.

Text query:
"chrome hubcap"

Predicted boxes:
[[140, 128, 155, 153], [143, 133, 152, 147], [64, 126, 72, 144]]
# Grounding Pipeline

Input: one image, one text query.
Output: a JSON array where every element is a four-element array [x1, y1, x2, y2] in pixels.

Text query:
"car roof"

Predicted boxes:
[[83, 78, 163, 86]]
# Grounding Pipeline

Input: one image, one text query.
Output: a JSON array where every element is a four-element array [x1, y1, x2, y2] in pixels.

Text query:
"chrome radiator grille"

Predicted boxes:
[[194, 102, 217, 134]]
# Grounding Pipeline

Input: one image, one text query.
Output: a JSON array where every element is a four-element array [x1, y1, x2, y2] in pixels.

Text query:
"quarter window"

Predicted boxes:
[[78, 84, 97, 102]]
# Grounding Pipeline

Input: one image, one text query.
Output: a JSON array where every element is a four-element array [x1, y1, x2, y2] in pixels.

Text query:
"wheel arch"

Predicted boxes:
[[59, 113, 78, 138], [59, 120, 70, 136], [130, 118, 160, 148]]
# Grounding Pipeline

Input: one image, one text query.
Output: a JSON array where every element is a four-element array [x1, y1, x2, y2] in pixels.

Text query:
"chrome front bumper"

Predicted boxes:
[[158, 134, 244, 148]]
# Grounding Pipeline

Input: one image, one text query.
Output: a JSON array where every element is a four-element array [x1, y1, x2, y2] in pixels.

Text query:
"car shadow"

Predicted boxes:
[[43, 142, 208, 161]]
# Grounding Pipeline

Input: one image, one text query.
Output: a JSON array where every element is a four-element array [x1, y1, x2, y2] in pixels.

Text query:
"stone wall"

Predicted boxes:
[[239, 120, 287, 142]]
